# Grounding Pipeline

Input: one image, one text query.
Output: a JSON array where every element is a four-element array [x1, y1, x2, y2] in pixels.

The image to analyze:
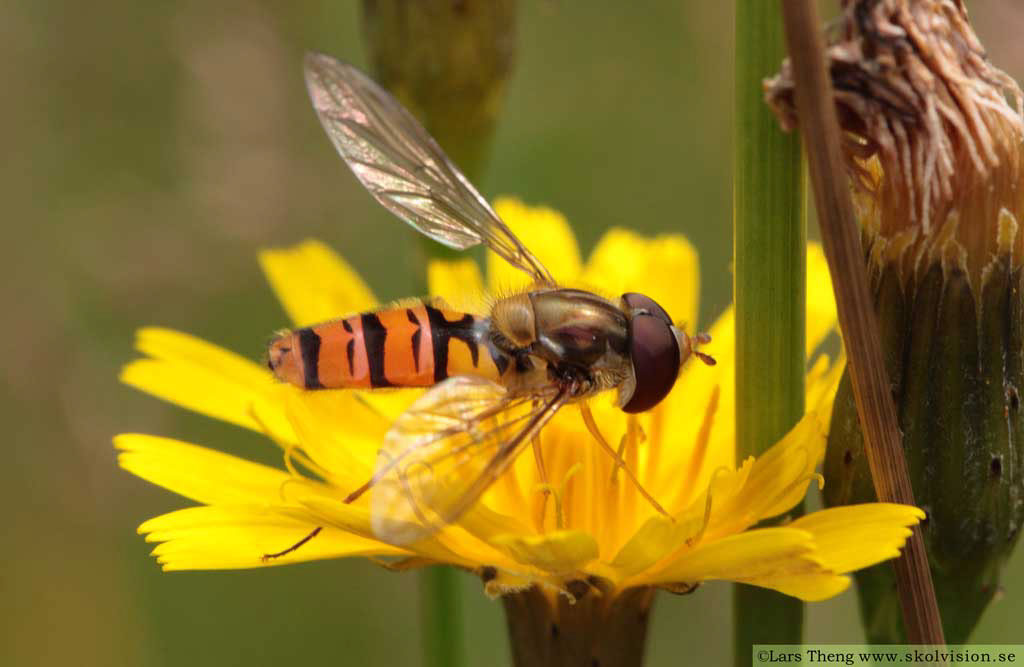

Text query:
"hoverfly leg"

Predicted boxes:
[[531, 434, 551, 529], [610, 433, 628, 485], [343, 477, 373, 504], [685, 468, 719, 548], [261, 526, 323, 562], [610, 415, 645, 484], [343, 449, 402, 504], [579, 403, 674, 522], [528, 395, 552, 528]]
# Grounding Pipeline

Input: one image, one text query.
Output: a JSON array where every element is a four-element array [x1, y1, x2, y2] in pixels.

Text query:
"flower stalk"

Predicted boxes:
[[733, 0, 807, 661], [774, 0, 945, 644]]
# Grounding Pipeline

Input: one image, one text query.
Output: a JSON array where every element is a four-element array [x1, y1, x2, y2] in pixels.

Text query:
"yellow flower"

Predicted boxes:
[[117, 198, 922, 601]]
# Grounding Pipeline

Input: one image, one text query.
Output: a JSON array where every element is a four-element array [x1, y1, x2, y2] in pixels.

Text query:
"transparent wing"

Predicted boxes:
[[304, 52, 554, 285], [358, 376, 567, 545]]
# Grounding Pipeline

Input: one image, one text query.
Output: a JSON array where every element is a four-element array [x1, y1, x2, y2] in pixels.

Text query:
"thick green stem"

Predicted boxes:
[[733, 1, 807, 663], [419, 566, 465, 667]]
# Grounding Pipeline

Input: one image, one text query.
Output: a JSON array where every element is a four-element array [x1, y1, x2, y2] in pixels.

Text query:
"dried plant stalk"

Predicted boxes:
[[776, 0, 945, 645]]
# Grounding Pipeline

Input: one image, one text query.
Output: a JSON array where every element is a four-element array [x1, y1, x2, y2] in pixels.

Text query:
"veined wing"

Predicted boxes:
[[304, 53, 554, 285], [352, 376, 567, 545]]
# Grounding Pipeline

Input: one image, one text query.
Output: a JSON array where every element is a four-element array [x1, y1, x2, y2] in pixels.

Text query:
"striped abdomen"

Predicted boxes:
[[268, 303, 511, 389]]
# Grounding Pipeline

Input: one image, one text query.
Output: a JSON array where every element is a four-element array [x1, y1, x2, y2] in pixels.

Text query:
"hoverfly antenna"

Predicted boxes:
[[695, 351, 717, 366], [693, 332, 716, 366], [671, 326, 716, 370]]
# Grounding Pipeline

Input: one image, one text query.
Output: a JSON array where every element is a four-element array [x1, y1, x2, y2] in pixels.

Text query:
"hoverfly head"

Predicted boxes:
[[618, 293, 714, 413]]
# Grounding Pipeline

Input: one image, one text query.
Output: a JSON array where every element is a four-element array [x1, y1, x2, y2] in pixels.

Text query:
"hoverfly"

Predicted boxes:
[[264, 53, 714, 554]]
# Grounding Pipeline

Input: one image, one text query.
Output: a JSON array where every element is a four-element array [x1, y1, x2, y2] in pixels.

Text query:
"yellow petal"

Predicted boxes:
[[258, 239, 377, 326], [116, 433, 319, 506], [582, 229, 699, 331], [668, 410, 826, 542], [806, 242, 838, 356], [280, 389, 389, 486], [649, 527, 821, 584], [490, 530, 599, 575], [121, 327, 296, 443], [295, 496, 475, 568], [806, 352, 844, 417], [427, 258, 486, 312], [656, 457, 753, 551], [653, 308, 736, 487], [748, 573, 851, 601], [487, 198, 582, 292], [609, 515, 705, 578], [140, 505, 402, 570], [726, 412, 828, 526], [640, 525, 855, 601], [454, 501, 604, 576], [659, 245, 838, 496], [134, 326, 270, 386], [457, 497, 541, 544], [789, 503, 924, 574]]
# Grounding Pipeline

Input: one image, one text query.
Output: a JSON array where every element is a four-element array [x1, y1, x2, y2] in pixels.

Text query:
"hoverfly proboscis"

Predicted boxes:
[[263, 53, 715, 556]]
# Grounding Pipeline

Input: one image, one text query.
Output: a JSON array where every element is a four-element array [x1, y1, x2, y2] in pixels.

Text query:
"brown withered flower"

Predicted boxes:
[[766, 0, 1024, 643]]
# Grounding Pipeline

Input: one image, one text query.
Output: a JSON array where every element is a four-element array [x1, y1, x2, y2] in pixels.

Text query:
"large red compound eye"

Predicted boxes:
[[621, 292, 672, 324], [621, 293, 680, 413]]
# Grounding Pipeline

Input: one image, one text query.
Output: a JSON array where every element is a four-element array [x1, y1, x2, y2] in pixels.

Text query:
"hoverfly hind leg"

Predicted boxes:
[[261, 526, 323, 562], [343, 447, 404, 504]]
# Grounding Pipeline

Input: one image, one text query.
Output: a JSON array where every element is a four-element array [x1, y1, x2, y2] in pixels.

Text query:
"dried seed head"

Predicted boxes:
[[766, 0, 1024, 288]]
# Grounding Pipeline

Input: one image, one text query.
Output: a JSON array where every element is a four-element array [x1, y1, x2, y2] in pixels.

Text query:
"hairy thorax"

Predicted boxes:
[[489, 288, 632, 400]]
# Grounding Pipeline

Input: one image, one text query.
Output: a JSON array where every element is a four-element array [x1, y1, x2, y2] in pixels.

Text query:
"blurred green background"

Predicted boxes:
[[5, 2, 1023, 665]]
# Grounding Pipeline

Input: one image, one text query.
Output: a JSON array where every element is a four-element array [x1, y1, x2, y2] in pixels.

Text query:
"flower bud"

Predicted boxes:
[[361, 0, 517, 180]]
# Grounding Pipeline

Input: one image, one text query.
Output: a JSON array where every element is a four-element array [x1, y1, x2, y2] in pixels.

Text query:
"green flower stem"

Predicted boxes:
[[419, 566, 464, 667], [732, 1, 807, 663]]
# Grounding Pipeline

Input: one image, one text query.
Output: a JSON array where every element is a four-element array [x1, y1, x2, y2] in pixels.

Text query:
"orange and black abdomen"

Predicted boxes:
[[268, 303, 510, 389]]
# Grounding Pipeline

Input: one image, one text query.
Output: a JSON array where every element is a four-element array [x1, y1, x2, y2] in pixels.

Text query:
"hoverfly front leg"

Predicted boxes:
[[530, 432, 552, 530], [610, 414, 646, 484], [579, 403, 673, 522]]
